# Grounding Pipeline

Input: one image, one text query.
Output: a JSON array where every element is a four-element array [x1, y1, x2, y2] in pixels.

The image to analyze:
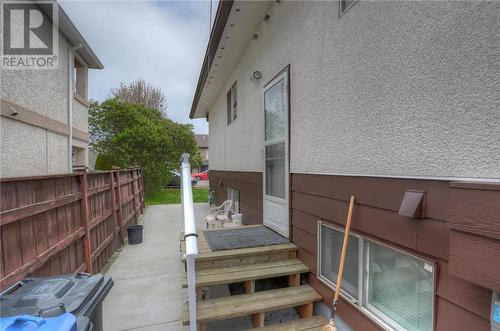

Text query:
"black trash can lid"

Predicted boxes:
[[0, 273, 105, 318], [127, 224, 143, 230]]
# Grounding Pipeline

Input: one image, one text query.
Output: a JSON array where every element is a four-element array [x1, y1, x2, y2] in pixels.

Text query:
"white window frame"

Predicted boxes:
[[317, 221, 436, 331], [227, 187, 240, 213]]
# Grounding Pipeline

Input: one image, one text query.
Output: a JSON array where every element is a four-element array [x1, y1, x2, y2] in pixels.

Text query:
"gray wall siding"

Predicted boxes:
[[208, 1, 500, 179]]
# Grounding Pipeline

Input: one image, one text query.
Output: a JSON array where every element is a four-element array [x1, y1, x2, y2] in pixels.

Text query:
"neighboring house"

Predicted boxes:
[[0, 3, 103, 178], [190, 1, 500, 331], [193, 134, 209, 173]]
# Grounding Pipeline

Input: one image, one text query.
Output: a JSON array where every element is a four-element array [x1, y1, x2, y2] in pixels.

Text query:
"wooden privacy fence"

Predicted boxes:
[[0, 168, 145, 290]]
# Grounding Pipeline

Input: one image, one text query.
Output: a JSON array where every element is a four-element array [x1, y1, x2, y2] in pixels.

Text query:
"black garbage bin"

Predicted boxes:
[[127, 224, 143, 244], [0, 273, 112, 331]]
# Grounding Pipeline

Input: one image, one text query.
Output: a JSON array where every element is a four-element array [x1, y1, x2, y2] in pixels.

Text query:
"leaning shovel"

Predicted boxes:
[[323, 195, 355, 331]]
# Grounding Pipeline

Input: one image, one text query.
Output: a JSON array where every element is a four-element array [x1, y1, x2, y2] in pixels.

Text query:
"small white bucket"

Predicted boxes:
[[231, 213, 243, 225]]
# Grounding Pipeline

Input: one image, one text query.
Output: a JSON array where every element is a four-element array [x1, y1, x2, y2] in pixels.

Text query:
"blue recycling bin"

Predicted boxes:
[[0, 313, 76, 331], [1, 273, 111, 331]]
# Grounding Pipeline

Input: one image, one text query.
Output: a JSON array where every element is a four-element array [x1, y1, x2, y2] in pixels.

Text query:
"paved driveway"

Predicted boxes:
[[103, 203, 209, 331], [195, 180, 209, 188]]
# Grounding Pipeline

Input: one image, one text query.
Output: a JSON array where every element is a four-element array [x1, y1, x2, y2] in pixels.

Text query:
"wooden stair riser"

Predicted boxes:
[[182, 259, 308, 288], [196, 252, 296, 269]]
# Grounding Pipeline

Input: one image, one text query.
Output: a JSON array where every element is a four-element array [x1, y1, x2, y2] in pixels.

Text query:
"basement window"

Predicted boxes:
[[318, 222, 435, 331], [227, 188, 240, 213], [339, 0, 357, 16], [226, 82, 237, 124]]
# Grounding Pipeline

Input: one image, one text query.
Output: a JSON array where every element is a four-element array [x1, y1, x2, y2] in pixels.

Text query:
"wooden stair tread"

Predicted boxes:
[[182, 285, 322, 325], [246, 316, 329, 330], [182, 259, 309, 288]]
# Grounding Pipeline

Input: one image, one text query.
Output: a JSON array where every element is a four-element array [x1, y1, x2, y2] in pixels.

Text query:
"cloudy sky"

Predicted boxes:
[[60, 0, 217, 134]]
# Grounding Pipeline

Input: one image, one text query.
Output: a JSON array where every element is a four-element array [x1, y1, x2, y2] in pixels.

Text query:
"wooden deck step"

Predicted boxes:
[[245, 316, 329, 330], [182, 259, 309, 288], [183, 243, 299, 270], [182, 285, 322, 326]]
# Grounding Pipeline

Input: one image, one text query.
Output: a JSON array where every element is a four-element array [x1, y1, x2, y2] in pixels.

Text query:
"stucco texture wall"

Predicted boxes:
[[1, 31, 71, 123], [73, 99, 88, 132], [1, 31, 90, 177], [208, 1, 500, 179], [0, 117, 67, 177]]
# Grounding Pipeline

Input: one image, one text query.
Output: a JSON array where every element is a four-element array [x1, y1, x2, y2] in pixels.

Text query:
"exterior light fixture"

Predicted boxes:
[[252, 71, 262, 80]]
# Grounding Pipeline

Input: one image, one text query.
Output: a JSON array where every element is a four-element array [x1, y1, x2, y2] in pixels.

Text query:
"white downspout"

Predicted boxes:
[[68, 43, 82, 172]]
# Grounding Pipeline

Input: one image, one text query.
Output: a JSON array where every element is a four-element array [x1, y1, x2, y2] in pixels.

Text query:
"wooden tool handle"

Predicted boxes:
[[334, 195, 355, 302]]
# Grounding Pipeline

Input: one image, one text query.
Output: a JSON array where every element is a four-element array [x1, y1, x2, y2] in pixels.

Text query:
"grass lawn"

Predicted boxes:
[[145, 188, 208, 206]]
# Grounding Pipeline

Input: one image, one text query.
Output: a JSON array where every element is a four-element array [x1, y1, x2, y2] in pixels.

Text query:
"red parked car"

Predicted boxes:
[[192, 170, 209, 181]]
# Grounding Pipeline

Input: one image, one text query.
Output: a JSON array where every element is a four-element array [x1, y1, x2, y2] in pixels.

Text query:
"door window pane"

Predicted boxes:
[[228, 188, 240, 213], [366, 242, 433, 331], [265, 143, 285, 199], [320, 225, 359, 299], [264, 79, 286, 142]]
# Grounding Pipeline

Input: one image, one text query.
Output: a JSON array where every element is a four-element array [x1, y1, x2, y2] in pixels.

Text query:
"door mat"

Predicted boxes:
[[203, 226, 289, 251]]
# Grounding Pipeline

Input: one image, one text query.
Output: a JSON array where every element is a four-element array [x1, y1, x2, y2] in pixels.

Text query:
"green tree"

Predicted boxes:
[[89, 99, 201, 193]]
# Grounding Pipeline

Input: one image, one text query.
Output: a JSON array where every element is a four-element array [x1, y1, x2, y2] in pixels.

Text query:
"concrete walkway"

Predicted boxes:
[[103, 203, 209, 331]]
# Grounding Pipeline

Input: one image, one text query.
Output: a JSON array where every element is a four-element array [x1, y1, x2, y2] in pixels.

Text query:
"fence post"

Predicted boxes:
[[131, 170, 138, 224], [116, 171, 124, 242], [109, 172, 121, 249], [138, 169, 144, 213], [81, 172, 93, 274]]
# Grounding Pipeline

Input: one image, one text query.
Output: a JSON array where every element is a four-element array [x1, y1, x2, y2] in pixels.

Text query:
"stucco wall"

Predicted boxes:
[[73, 99, 88, 132], [0, 117, 68, 177], [1, 30, 71, 124], [208, 1, 500, 179], [1, 30, 91, 177]]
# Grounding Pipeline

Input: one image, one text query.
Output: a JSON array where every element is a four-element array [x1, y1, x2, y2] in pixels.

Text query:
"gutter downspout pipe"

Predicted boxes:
[[68, 43, 82, 172]]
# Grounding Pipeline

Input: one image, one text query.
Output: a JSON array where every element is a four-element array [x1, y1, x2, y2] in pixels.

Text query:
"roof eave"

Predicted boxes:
[[40, 2, 104, 69], [189, 0, 234, 119]]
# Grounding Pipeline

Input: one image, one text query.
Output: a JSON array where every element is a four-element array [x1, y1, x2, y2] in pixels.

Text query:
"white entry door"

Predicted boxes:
[[263, 70, 289, 238]]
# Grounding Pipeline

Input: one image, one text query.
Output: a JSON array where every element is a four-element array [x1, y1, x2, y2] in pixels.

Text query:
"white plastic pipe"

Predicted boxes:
[[180, 153, 198, 331], [181, 153, 198, 257]]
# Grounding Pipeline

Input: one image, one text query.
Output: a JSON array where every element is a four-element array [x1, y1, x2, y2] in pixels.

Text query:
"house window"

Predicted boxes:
[[74, 57, 88, 101], [72, 146, 86, 168], [226, 82, 237, 124], [319, 225, 360, 299], [227, 188, 240, 213], [339, 0, 357, 15], [318, 223, 435, 331]]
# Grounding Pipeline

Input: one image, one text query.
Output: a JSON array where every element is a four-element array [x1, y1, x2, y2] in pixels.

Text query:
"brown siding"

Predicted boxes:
[[290, 173, 497, 331], [449, 230, 500, 291], [207, 171, 499, 330], [209, 170, 262, 225], [448, 182, 500, 240]]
